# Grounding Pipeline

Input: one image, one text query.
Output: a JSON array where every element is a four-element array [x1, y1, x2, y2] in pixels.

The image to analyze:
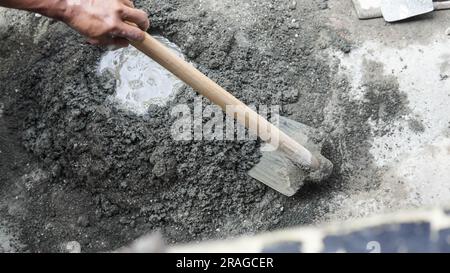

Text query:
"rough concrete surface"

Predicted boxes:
[[0, 0, 449, 252]]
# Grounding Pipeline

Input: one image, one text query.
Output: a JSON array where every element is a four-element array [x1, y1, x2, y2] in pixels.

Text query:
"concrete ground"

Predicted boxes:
[[319, 0, 450, 221]]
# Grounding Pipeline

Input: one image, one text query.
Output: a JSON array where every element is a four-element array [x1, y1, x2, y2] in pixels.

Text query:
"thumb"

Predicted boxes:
[[114, 22, 146, 42]]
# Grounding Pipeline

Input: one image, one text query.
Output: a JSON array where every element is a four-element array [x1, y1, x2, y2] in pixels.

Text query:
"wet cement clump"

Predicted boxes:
[[0, 0, 400, 252], [362, 60, 409, 136]]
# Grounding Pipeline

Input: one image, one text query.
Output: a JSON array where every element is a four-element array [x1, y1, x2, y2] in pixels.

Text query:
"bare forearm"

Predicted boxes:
[[0, 0, 68, 19], [0, 0, 150, 48]]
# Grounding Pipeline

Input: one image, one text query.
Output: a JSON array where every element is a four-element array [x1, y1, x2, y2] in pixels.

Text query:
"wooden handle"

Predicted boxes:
[[131, 33, 320, 169], [434, 1, 450, 10]]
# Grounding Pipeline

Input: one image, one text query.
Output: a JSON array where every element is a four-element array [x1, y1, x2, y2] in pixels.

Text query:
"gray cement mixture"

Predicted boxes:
[[0, 0, 449, 252]]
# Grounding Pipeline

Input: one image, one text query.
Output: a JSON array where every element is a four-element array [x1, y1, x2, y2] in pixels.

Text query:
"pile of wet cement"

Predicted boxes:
[[0, 0, 409, 252]]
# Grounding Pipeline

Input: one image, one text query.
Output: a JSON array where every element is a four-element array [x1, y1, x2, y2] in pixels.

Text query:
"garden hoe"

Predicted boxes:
[[352, 0, 450, 22], [129, 32, 333, 196]]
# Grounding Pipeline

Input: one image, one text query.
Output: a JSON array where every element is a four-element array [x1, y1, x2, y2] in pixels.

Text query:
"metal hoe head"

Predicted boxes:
[[248, 116, 333, 197]]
